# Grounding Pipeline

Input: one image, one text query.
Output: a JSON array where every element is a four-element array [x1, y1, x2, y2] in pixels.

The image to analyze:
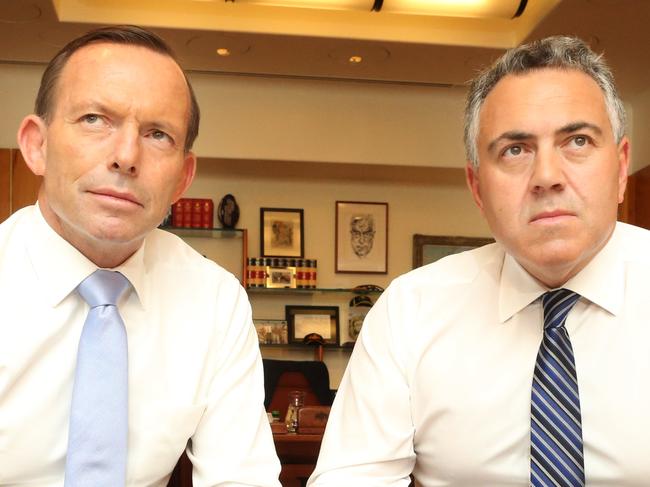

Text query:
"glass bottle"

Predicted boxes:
[[285, 390, 304, 433]]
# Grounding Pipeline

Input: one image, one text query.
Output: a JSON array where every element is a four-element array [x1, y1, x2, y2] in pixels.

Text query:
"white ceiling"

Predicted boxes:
[[0, 0, 649, 98]]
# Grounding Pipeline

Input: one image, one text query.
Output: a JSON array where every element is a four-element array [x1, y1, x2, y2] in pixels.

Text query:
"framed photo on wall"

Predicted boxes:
[[286, 305, 340, 346], [264, 266, 297, 288], [412, 234, 494, 269], [260, 208, 304, 258], [335, 201, 388, 274], [254, 319, 288, 345]]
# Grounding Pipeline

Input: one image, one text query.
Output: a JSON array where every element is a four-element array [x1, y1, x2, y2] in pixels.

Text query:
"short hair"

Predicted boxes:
[[463, 35, 626, 168], [35, 25, 200, 152]]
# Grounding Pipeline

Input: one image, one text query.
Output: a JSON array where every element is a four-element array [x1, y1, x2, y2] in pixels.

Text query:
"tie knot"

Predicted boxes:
[[78, 270, 131, 308], [542, 288, 580, 330]]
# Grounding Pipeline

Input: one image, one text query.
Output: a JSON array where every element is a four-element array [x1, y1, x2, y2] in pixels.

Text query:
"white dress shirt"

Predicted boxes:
[[308, 222, 650, 487], [0, 205, 281, 487]]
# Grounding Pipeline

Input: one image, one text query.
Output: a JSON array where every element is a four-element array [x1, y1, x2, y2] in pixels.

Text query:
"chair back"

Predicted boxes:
[[263, 359, 334, 419]]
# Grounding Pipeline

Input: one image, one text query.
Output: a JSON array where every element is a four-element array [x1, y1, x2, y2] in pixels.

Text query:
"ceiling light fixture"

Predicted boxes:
[[226, 0, 527, 19]]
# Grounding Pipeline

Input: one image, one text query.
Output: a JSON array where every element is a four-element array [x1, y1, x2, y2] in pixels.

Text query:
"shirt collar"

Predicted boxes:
[[498, 253, 547, 323], [26, 203, 147, 308], [563, 223, 624, 317], [498, 223, 625, 322]]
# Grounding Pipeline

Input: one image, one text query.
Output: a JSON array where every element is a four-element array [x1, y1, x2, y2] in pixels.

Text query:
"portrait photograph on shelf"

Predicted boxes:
[[286, 305, 340, 346], [335, 201, 388, 274], [254, 319, 289, 345], [260, 207, 304, 258], [343, 294, 374, 347], [265, 265, 297, 289], [412, 234, 494, 269]]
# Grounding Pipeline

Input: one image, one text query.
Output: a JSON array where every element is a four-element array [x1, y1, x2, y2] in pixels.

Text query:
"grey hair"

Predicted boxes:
[[463, 35, 626, 168]]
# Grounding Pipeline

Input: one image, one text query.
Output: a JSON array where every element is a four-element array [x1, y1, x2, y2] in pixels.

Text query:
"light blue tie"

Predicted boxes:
[[531, 289, 584, 487], [65, 270, 131, 487]]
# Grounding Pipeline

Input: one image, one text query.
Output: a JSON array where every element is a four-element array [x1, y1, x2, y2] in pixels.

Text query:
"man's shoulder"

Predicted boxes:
[[615, 221, 650, 260], [144, 228, 237, 283], [391, 240, 502, 293], [0, 206, 33, 246]]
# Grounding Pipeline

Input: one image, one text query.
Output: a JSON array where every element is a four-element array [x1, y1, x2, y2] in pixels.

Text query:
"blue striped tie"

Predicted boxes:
[[65, 270, 131, 487], [531, 289, 584, 487]]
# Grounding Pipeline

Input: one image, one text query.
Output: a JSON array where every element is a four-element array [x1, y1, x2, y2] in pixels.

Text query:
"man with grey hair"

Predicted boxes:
[[309, 36, 650, 486]]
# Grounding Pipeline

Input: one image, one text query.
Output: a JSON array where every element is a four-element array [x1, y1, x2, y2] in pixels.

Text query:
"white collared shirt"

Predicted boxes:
[[0, 205, 281, 486], [308, 222, 650, 487]]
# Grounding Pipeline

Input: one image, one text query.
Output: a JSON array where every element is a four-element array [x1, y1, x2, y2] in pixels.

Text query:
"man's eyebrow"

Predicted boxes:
[[487, 131, 533, 154], [556, 121, 603, 136], [67, 101, 182, 134]]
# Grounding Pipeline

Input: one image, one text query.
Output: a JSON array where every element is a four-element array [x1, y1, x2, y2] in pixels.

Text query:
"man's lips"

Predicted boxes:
[[88, 188, 143, 207], [530, 210, 576, 223]]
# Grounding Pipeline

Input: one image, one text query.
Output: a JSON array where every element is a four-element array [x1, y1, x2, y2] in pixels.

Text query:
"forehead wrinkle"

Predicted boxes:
[[58, 45, 189, 137]]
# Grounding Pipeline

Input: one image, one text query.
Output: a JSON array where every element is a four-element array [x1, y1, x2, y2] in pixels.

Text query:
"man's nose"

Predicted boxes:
[[110, 126, 140, 176], [530, 146, 566, 194]]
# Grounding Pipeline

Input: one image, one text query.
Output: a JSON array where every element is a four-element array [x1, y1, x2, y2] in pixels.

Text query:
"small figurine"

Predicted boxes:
[[217, 193, 240, 229]]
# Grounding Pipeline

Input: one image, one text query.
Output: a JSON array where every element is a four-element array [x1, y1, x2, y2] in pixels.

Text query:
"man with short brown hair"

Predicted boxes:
[[0, 25, 280, 486]]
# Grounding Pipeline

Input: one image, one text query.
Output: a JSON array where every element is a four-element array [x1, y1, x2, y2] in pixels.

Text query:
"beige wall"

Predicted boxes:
[[190, 72, 468, 167], [630, 88, 650, 174], [0, 64, 42, 149]]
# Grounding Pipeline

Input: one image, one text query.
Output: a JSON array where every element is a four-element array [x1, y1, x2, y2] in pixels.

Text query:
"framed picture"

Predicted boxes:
[[335, 201, 388, 274], [260, 208, 304, 258], [344, 293, 374, 346], [412, 234, 494, 268], [286, 305, 340, 346], [254, 319, 288, 345], [265, 266, 297, 288]]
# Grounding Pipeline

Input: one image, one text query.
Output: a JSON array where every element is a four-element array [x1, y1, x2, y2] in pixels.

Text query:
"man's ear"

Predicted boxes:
[[171, 151, 197, 203], [17, 115, 48, 176], [465, 162, 484, 213], [616, 136, 630, 204]]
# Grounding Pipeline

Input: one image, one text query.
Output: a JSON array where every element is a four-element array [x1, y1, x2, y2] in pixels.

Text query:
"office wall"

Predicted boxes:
[[187, 158, 487, 288], [630, 88, 650, 173]]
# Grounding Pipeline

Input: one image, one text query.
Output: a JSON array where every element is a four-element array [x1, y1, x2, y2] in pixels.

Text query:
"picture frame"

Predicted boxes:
[[343, 293, 374, 347], [335, 201, 388, 274], [265, 266, 297, 288], [254, 319, 289, 345], [412, 234, 494, 269], [260, 208, 304, 258], [286, 305, 340, 346]]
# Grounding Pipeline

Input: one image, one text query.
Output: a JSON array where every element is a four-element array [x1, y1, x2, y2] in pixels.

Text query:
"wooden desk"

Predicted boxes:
[[273, 432, 323, 487]]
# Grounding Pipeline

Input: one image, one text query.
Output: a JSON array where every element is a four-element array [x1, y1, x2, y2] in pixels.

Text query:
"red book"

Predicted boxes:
[[191, 199, 202, 228], [171, 200, 183, 227], [182, 199, 193, 228], [201, 199, 214, 228]]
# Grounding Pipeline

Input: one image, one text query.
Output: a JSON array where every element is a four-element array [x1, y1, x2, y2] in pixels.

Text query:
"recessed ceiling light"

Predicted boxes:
[[329, 45, 390, 66], [216, 47, 231, 56]]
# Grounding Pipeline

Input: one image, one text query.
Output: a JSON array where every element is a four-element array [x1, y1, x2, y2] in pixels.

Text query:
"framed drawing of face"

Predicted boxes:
[[335, 201, 388, 274]]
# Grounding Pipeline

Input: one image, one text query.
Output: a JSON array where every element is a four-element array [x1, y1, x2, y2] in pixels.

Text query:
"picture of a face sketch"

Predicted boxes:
[[336, 201, 387, 273], [272, 220, 293, 248], [350, 214, 376, 258]]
